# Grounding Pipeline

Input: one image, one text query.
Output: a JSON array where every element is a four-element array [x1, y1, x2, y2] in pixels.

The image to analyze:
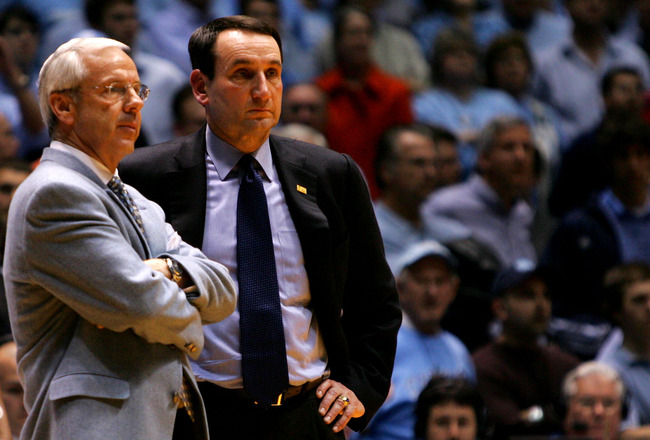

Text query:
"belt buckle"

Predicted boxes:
[[271, 393, 284, 406]]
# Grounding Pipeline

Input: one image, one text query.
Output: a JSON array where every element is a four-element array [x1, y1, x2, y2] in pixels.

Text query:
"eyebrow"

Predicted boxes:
[[230, 57, 282, 68]]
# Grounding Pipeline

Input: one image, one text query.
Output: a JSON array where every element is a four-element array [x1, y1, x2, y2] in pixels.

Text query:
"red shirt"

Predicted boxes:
[[315, 65, 413, 198]]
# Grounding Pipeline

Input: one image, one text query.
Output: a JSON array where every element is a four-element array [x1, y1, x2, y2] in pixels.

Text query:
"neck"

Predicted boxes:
[[622, 335, 650, 357], [381, 193, 422, 224], [573, 26, 606, 59], [612, 184, 649, 209], [443, 82, 475, 101], [498, 331, 538, 348]]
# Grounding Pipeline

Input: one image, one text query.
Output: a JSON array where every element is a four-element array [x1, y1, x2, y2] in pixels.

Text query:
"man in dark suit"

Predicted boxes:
[[119, 15, 401, 439]]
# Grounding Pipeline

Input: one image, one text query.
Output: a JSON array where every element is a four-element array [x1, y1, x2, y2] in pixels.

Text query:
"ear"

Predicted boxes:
[[492, 297, 508, 321], [190, 69, 209, 107], [49, 92, 75, 127]]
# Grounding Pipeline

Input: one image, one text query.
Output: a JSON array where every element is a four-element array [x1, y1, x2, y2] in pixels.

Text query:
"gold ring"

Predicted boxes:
[[337, 395, 350, 407]]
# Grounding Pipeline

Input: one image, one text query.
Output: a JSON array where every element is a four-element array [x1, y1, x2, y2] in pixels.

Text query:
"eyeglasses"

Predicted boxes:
[[55, 82, 150, 102], [573, 396, 621, 414], [91, 83, 150, 102]]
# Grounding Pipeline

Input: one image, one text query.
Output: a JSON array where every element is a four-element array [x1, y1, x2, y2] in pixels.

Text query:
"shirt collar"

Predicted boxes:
[[599, 188, 650, 218], [49, 140, 116, 184], [205, 126, 274, 182]]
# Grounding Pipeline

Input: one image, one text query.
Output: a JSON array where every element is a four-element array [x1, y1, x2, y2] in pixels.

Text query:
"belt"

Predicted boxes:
[[202, 375, 328, 407]]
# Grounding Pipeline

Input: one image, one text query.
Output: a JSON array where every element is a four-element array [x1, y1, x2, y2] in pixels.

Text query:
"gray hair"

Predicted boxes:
[[562, 361, 625, 402], [38, 37, 130, 135], [476, 115, 531, 155]]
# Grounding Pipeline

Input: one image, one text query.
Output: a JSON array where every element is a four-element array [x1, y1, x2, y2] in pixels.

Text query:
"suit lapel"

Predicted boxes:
[[163, 128, 208, 249]]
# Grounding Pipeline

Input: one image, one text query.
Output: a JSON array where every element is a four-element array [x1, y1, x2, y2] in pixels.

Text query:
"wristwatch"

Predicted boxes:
[[165, 258, 183, 284]]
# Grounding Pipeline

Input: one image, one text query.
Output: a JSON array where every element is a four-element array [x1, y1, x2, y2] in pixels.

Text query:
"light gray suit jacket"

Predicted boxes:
[[3, 147, 237, 440]]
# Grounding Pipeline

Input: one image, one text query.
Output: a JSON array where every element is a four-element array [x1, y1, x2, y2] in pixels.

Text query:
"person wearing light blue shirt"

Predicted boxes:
[[350, 241, 476, 440]]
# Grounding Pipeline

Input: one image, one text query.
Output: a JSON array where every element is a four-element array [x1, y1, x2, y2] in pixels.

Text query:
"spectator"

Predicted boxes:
[[0, 5, 49, 161], [0, 113, 19, 161], [271, 122, 329, 147], [171, 84, 206, 138], [411, 0, 508, 60], [315, 5, 413, 198], [533, 0, 650, 145], [0, 340, 26, 439], [374, 123, 500, 351], [473, 260, 580, 438], [430, 126, 463, 190], [597, 263, 650, 437], [314, 0, 431, 92], [350, 241, 475, 440], [562, 361, 626, 440], [549, 66, 646, 217], [240, 0, 316, 86], [422, 117, 538, 270], [80, 0, 188, 144], [543, 116, 650, 324], [415, 375, 491, 440], [484, 31, 563, 253], [279, 82, 328, 134], [491, 0, 571, 54], [413, 27, 522, 173]]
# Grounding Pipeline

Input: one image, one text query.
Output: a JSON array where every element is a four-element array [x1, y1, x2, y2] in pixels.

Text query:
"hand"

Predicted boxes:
[[144, 258, 172, 279], [316, 379, 365, 433]]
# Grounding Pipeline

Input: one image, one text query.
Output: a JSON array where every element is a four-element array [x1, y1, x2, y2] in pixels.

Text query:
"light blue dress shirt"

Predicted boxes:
[[192, 128, 327, 388]]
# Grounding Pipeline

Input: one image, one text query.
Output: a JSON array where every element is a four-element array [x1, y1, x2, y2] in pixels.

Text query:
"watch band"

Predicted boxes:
[[165, 258, 183, 284]]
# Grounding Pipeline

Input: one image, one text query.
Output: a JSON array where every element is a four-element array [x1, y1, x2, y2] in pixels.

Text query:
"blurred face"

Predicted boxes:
[[434, 139, 462, 188], [567, 0, 607, 28], [54, 46, 144, 171], [0, 115, 19, 160], [281, 84, 328, 133], [194, 30, 282, 153], [564, 375, 622, 440], [398, 256, 459, 334], [604, 72, 644, 115], [174, 95, 205, 137], [99, 1, 139, 48], [426, 402, 478, 440], [441, 48, 477, 85], [383, 130, 438, 203], [0, 342, 26, 436], [496, 276, 552, 339], [617, 280, 650, 347], [336, 10, 373, 69], [0, 17, 39, 71], [501, 0, 538, 22], [480, 124, 536, 198], [610, 144, 650, 195], [0, 167, 29, 219], [244, 0, 281, 30], [492, 46, 530, 97]]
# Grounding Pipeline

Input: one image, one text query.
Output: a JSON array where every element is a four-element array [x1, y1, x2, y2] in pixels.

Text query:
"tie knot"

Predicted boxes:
[[108, 175, 125, 192]]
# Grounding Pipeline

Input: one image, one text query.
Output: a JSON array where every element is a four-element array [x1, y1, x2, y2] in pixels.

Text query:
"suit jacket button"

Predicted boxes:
[[185, 342, 197, 353]]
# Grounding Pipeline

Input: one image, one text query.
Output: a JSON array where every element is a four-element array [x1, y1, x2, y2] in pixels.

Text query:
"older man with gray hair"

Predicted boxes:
[[3, 36, 237, 440], [421, 116, 539, 270]]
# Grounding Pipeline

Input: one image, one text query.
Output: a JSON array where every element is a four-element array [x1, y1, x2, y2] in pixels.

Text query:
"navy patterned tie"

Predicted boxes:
[[108, 175, 145, 235], [237, 155, 289, 406]]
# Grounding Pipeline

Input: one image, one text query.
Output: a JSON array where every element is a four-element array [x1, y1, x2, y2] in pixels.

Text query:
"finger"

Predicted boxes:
[[333, 408, 353, 433], [323, 394, 351, 423], [318, 385, 341, 418]]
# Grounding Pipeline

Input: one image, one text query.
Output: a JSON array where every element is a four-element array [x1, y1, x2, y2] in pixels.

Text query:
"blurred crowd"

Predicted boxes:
[[0, 0, 649, 439]]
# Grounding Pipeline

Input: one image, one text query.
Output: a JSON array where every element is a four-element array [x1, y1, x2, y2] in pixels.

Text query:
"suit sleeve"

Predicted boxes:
[[21, 180, 234, 359], [336, 155, 402, 431]]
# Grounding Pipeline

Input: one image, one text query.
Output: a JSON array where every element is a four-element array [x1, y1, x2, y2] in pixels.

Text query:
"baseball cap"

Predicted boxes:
[[491, 259, 547, 297], [392, 240, 458, 276]]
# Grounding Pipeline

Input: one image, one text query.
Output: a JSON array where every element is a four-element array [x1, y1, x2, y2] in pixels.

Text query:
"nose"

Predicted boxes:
[[448, 420, 461, 439], [252, 72, 271, 101], [124, 86, 144, 112]]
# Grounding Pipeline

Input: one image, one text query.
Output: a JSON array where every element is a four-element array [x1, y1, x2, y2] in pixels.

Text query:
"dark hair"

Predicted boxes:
[[602, 262, 650, 321], [332, 4, 376, 48], [484, 32, 533, 89], [596, 115, 650, 165], [601, 66, 642, 97], [374, 123, 434, 191], [430, 27, 479, 85], [84, 0, 134, 29], [430, 125, 458, 146], [415, 375, 488, 439], [188, 15, 283, 80], [0, 4, 40, 35]]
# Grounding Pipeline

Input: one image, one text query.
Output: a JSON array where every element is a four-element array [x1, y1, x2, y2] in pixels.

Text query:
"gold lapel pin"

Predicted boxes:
[[296, 185, 307, 195]]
